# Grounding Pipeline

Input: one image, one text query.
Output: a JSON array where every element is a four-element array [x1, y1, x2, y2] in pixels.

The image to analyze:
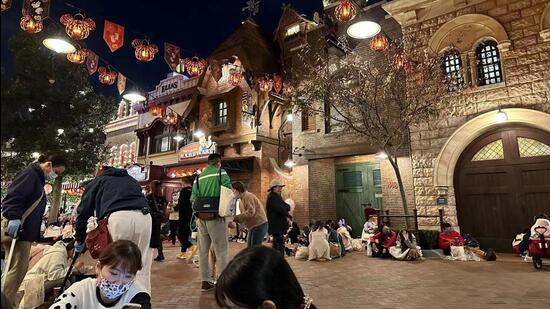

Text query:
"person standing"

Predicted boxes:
[[192, 153, 232, 291], [174, 177, 193, 259], [147, 180, 168, 262], [168, 191, 180, 247], [232, 182, 268, 248], [266, 180, 290, 255], [1, 154, 66, 306], [74, 166, 153, 292]]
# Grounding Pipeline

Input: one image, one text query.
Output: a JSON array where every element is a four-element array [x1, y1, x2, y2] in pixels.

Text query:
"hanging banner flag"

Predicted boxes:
[[117, 73, 126, 94], [86, 51, 99, 75], [164, 42, 180, 72], [22, 0, 50, 21], [103, 20, 125, 52], [1, 0, 13, 11]]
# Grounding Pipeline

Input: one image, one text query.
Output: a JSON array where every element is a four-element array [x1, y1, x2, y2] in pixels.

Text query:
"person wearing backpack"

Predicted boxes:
[[191, 153, 232, 291]]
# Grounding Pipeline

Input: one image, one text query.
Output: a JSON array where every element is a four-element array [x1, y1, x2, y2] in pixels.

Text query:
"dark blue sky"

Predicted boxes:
[[1, 0, 323, 95]]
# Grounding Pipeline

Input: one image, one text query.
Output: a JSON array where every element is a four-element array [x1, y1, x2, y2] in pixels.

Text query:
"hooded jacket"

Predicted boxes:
[[75, 168, 147, 242], [1, 164, 47, 241]]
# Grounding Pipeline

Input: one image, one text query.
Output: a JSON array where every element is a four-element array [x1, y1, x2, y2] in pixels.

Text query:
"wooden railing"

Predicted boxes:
[[376, 208, 445, 231]]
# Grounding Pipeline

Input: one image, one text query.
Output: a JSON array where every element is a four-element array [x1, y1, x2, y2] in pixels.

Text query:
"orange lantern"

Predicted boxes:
[[66, 47, 88, 64], [392, 52, 410, 71], [334, 0, 356, 23], [60, 13, 96, 40], [20, 15, 43, 33], [370, 34, 388, 52], [283, 82, 294, 97], [132, 39, 158, 62], [149, 104, 162, 116], [273, 75, 283, 93], [184, 57, 208, 77], [166, 111, 178, 126], [98, 67, 117, 85], [258, 76, 273, 93], [229, 69, 243, 86]]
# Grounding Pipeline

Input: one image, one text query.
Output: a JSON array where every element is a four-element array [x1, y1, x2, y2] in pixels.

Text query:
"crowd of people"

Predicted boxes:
[[2, 152, 548, 308]]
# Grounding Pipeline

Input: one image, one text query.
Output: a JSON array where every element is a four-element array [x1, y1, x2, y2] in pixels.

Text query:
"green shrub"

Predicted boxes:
[[416, 229, 440, 249]]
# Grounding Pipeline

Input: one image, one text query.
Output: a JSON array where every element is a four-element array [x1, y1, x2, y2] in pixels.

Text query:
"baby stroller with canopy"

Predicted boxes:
[[529, 221, 550, 269]]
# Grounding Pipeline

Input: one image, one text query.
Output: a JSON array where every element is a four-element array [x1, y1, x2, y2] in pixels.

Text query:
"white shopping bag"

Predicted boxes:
[[218, 186, 236, 217]]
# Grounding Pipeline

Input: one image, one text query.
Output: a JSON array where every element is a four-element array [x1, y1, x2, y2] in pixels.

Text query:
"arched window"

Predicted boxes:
[[476, 40, 503, 86], [442, 49, 464, 91], [129, 142, 137, 163], [119, 144, 128, 167], [109, 146, 118, 166]]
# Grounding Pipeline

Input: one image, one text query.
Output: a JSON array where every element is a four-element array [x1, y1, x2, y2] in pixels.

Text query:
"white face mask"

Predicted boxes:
[[46, 170, 58, 182], [97, 277, 132, 299]]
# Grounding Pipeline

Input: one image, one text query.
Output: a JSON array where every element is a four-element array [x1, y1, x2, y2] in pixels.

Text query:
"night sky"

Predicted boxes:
[[1, 0, 323, 96]]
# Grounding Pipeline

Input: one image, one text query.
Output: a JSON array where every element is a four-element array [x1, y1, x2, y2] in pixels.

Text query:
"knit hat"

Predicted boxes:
[[268, 179, 285, 191]]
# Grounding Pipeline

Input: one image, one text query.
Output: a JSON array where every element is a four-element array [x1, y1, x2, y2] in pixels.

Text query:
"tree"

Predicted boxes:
[[1, 29, 116, 222], [292, 37, 452, 228]]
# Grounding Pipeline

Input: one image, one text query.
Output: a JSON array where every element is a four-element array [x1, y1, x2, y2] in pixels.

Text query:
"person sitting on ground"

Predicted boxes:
[[370, 225, 397, 258], [438, 223, 464, 256], [463, 234, 497, 261], [389, 229, 422, 261], [298, 225, 310, 247], [308, 221, 331, 261], [337, 217, 352, 233], [328, 222, 345, 258], [49, 240, 151, 309], [337, 220, 353, 252], [215, 246, 317, 309], [17, 239, 76, 309], [362, 215, 378, 253]]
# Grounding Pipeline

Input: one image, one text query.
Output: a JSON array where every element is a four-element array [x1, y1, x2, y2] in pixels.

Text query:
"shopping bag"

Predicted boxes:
[[218, 186, 236, 217], [450, 245, 466, 261]]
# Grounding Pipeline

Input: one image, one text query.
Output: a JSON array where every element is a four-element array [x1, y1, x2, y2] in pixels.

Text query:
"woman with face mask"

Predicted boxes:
[[1, 154, 66, 307], [49, 240, 151, 309]]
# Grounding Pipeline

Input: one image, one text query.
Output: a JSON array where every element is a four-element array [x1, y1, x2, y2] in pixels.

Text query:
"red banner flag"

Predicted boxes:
[[117, 73, 126, 95], [164, 43, 180, 72], [103, 20, 125, 52], [22, 0, 50, 21], [1, 0, 13, 11], [86, 51, 99, 75]]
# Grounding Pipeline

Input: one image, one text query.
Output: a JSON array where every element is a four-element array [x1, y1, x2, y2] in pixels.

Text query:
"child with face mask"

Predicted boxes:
[[49, 240, 151, 309]]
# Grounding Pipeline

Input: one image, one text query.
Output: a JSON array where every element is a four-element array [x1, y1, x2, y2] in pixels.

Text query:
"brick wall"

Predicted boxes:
[[308, 158, 337, 222], [395, 0, 550, 229]]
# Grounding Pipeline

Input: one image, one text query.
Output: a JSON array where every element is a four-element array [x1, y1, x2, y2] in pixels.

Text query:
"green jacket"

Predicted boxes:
[[191, 165, 232, 201]]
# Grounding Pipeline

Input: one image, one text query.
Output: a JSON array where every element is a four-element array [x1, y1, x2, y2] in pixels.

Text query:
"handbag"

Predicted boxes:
[[193, 169, 234, 218], [85, 214, 112, 259], [1, 190, 45, 245]]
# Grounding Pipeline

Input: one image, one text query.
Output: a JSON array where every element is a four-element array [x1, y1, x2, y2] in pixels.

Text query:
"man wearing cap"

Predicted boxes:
[[266, 180, 291, 255]]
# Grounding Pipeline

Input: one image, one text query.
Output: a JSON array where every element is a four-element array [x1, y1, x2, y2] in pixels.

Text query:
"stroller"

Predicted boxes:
[[529, 225, 550, 269]]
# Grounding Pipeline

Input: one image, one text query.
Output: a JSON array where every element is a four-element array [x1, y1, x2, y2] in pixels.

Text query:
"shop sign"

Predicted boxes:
[[127, 165, 147, 181], [436, 196, 448, 205], [179, 139, 217, 161]]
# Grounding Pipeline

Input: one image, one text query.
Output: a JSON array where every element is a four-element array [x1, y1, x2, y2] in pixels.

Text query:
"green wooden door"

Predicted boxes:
[[336, 162, 382, 237]]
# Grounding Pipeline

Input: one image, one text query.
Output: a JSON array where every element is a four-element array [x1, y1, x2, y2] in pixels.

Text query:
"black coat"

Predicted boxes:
[[147, 194, 167, 249], [266, 192, 290, 235], [175, 186, 193, 226], [75, 168, 148, 242], [1, 164, 47, 242]]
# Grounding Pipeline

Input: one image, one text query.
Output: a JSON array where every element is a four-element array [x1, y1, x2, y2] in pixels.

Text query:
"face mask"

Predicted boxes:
[[97, 277, 132, 299], [46, 170, 58, 182]]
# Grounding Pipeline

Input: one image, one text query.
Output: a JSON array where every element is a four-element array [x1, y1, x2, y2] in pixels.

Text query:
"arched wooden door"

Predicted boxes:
[[455, 126, 550, 252]]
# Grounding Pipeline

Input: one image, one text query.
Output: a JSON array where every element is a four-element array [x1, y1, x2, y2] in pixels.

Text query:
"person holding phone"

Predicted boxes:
[[49, 240, 151, 309]]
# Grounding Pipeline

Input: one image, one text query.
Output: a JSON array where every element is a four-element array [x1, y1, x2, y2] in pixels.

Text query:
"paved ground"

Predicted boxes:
[[150, 242, 550, 309]]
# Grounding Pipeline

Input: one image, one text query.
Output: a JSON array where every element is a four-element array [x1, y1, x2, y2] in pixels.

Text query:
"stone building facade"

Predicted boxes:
[[383, 0, 550, 250], [104, 100, 139, 167]]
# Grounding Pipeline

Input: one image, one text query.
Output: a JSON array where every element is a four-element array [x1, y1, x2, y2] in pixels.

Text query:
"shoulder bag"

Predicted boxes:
[[1, 190, 45, 244], [85, 212, 112, 259]]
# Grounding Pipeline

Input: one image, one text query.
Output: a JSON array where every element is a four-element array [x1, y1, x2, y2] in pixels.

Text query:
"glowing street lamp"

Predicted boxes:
[[347, 20, 381, 39], [376, 151, 388, 160], [286, 113, 294, 122], [43, 38, 76, 54], [194, 130, 205, 139], [495, 109, 508, 123]]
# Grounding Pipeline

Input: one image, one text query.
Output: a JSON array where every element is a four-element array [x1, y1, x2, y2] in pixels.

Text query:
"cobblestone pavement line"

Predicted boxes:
[[150, 243, 550, 308]]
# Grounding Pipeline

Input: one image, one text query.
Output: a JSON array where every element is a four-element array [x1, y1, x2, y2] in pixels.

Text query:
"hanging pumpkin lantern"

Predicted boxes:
[[334, 0, 356, 23], [66, 47, 88, 64], [392, 52, 410, 71], [370, 34, 389, 52], [166, 111, 178, 126], [149, 104, 162, 116], [132, 39, 158, 62], [98, 67, 117, 85], [184, 57, 208, 77], [60, 13, 96, 40], [272, 75, 283, 93], [20, 15, 43, 33], [258, 75, 273, 93], [229, 69, 243, 86]]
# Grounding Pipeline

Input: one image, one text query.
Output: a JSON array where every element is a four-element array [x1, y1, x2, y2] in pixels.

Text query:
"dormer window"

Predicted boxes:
[[285, 24, 300, 38]]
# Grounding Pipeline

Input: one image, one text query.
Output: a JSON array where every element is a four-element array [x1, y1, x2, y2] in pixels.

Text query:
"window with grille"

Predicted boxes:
[[472, 139, 504, 161], [517, 137, 550, 158], [476, 41, 503, 86], [215, 100, 228, 126], [442, 50, 464, 91]]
